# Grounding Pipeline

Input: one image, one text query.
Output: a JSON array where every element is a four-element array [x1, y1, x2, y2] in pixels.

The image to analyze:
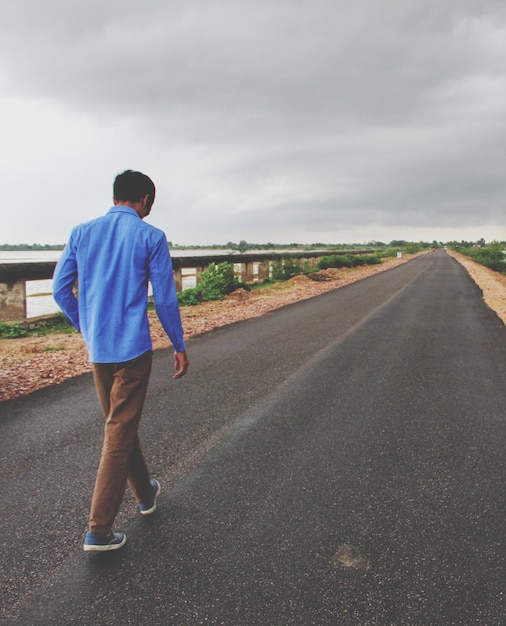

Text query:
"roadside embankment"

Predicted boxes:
[[447, 250, 506, 326]]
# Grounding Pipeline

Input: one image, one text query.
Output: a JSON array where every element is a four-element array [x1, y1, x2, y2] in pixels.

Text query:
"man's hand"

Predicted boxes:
[[173, 350, 189, 379]]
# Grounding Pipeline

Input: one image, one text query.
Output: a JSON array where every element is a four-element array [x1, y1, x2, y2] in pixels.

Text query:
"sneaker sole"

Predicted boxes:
[[83, 534, 127, 552], [140, 480, 160, 516]]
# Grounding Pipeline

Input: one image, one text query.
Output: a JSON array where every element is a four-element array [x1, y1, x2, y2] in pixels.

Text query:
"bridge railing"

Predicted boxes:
[[0, 250, 373, 322]]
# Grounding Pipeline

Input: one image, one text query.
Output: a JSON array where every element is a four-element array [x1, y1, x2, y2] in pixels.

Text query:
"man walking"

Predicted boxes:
[[53, 169, 189, 552]]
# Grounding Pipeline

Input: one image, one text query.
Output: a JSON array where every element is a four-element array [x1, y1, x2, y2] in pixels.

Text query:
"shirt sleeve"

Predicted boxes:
[[149, 235, 186, 352], [52, 232, 81, 332]]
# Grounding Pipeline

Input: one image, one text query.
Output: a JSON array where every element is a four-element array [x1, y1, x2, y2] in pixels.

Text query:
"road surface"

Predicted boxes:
[[0, 251, 504, 625]]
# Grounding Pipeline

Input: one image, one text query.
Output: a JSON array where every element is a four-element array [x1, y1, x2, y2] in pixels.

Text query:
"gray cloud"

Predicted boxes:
[[0, 0, 504, 244]]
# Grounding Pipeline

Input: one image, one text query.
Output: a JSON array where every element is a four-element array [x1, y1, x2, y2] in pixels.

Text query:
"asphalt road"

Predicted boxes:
[[0, 251, 504, 625]]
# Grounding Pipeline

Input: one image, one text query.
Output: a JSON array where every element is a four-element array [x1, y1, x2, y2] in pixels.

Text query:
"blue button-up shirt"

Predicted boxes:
[[53, 206, 185, 363]]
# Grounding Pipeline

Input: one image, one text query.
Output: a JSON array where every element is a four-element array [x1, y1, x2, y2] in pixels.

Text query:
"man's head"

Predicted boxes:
[[113, 170, 156, 217]]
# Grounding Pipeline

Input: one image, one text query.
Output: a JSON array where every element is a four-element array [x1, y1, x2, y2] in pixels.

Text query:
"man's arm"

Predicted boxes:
[[149, 236, 189, 378], [52, 236, 81, 331]]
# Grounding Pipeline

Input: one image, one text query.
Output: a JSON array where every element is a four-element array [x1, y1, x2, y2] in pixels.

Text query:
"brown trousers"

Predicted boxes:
[[89, 350, 153, 535]]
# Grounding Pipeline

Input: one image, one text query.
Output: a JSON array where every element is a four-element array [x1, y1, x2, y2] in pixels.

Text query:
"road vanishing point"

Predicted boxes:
[[0, 251, 504, 625]]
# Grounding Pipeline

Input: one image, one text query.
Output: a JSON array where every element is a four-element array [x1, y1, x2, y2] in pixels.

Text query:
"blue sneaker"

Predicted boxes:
[[83, 531, 126, 552], [139, 479, 160, 515]]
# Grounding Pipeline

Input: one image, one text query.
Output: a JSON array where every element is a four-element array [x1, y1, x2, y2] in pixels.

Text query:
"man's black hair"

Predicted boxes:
[[113, 170, 156, 208]]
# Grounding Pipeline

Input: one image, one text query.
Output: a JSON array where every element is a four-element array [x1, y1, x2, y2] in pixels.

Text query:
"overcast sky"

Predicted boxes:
[[0, 0, 504, 246]]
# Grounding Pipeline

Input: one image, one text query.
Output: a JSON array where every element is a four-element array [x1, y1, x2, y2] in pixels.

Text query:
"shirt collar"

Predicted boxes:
[[107, 205, 141, 218]]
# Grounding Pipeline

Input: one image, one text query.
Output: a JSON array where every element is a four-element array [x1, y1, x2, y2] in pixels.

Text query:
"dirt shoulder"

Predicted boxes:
[[446, 250, 506, 325], [1, 251, 504, 402]]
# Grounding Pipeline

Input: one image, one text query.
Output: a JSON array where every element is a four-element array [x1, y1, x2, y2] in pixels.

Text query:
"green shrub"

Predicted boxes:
[[317, 254, 382, 270], [271, 258, 303, 280], [199, 262, 245, 300], [301, 260, 316, 275], [457, 242, 506, 273], [374, 249, 397, 260], [28, 314, 75, 335], [0, 314, 75, 339], [317, 254, 352, 270], [177, 262, 247, 305], [364, 256, 382, 265], [177, 287, 203, 306], [0, 322, 29, 338]]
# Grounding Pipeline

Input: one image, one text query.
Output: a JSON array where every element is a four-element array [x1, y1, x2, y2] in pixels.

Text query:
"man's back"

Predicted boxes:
[[54, 205, 172, 362]]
